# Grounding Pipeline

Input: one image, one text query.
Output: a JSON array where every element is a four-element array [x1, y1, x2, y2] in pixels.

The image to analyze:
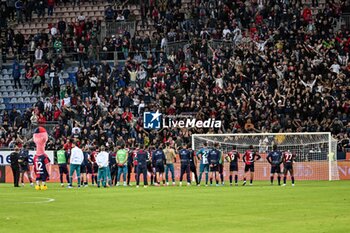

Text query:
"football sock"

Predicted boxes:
[[210, 178, 213, 185], [229, 175, 232, 184], [205, 173, 209, 184], [270, 176, 273, 184], [291, 176, 295, 184], [216, 180, 219, 185], [77, 178, 81, 187], [234, 175, 238, 184], [150, 175, 154, 185], [220, 174, 224, 183], [277, 176, 281, 185], [66, 174, 69, 183], [283, 176, 287, 184], [60, 174, 63, 184], [250, 179, 253, 184]]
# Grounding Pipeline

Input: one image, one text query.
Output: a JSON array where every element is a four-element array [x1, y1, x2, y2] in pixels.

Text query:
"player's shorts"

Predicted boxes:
[[36, 173, 49, 181], [218, 164, 224, 174], [147, 163, 153, 173], [20, 165, 30, 172], [190, 164, 197, 173], [209, 164, 219, 172], [155, 164, 165, 173], [93, 163, 98, 174], [244, 164, 255, 172], [199, 163, 209, 173], [59, 164, 68, 174], [86, 163, 93, 174], [80, 165, 87, 173], [110, 165, 117, 176], [134, 165, 138, 173], [284, 163, 293, 172], [270, 165, 281, 174], [229, 163, 238, 172]]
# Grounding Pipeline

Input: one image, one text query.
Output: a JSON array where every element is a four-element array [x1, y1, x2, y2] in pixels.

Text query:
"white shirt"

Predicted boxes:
[[330, 64, 340, 74], [70, 146, 84, 165], [96, 151, 109, 167], [35, 49, 43, 60]]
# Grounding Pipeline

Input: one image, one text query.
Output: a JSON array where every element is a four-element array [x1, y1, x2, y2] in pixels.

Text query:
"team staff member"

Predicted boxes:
[[164, 142, 176, 186], [18, 144, 33, 187], [10, 145, 21, 187], [96, 146, 110, 188], [57, 145, 70, 187], [242, 145, 261, 186], [178, 144, 191, 186], [127, 145, 137, 186], [68, 140, 84, 188]]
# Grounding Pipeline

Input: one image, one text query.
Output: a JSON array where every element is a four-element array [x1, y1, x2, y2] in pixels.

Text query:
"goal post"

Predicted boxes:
[[192, 132, 339, 181]]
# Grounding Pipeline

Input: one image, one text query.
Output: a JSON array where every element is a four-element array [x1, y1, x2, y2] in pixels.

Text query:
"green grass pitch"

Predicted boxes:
[[0, 181, 349, 233]]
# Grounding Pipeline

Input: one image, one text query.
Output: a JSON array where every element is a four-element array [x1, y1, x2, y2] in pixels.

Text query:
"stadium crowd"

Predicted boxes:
[[0, 0, 350, 153]]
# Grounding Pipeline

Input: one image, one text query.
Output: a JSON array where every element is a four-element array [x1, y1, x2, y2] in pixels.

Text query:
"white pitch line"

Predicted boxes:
[[21, 197, 55, 204]]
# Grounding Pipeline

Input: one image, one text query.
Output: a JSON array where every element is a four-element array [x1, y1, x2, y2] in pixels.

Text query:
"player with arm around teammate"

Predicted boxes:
[[266, 145, 283, 185], [208, 143, 222, 186], [225, 145, 240, 186], [242, 145, 261, 186], [189, 145, 199, 185], [282, 150, 296, 186], [152, 144, 166, 186]]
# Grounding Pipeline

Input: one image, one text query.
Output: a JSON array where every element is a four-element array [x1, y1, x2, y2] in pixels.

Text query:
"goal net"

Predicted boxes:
[[192, 133, 339, 181]]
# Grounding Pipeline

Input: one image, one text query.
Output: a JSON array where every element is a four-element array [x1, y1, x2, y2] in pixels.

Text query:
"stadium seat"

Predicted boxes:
[[0, 86, 5, 91], [0, 98, 3, 104], [5, 103, 12, 109], [2, 92, 8, 97], [17, 97, 24, 103], [31, 97, 38, 103], [10, 98, 18, 103], [7, 86, 13, 91], [8, 69, 13, 74], [24, 97, 31, 103], [0, 104, 5, 110], [9, 91, 15, 97], [0, 80, 4, 85], [5, 80, 12, 85], [3, 98, 10, 104], [3, 74, 9, 79], [2, 69, 7, 75]]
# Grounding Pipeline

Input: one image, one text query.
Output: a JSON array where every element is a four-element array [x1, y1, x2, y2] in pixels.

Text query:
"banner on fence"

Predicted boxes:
[[3, 161, 349, 183], [0, 151, 54, 165]]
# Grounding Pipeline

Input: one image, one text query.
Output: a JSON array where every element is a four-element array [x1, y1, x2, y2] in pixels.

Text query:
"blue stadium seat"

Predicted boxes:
[[5, 104, 12, 109], [3, 98, 10, 104]]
